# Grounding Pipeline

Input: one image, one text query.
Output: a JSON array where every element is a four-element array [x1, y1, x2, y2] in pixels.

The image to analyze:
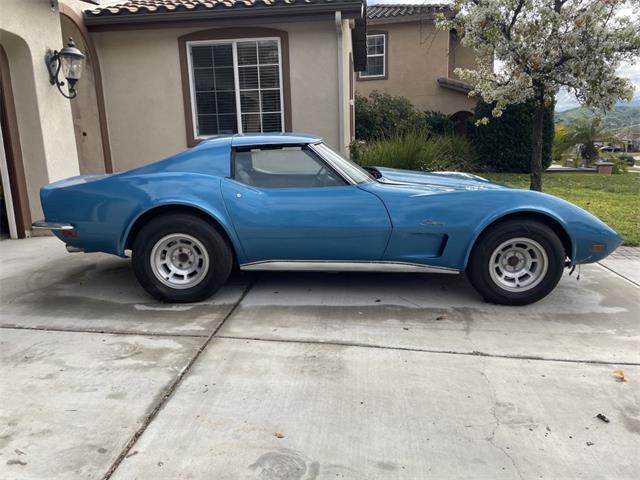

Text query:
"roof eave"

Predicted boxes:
[[84, 2, 365, 28], [437, 77, 473, 93]]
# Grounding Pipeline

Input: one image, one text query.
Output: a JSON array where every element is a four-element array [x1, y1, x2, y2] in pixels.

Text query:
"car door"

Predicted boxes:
[[221, 144, 391, 263]]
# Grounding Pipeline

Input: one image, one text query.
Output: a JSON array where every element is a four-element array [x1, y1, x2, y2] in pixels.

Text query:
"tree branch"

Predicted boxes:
[[553, 0, 567, 14], [506, 0, 526, 39]]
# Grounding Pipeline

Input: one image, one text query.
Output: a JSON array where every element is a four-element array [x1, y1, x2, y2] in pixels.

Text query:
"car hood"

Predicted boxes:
[[373, 167, 508, 191]]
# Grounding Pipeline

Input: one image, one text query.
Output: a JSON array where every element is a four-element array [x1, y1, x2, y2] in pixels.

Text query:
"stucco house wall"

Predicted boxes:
[[0, 0, 80, 228], [355, 20, 476, 115], [449, 31, 478, 79], [92, 20, 351, 172]]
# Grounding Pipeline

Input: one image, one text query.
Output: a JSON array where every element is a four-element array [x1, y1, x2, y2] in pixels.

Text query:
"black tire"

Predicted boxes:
[[132, 213, 233, 303], [466, 220, 565, 305]]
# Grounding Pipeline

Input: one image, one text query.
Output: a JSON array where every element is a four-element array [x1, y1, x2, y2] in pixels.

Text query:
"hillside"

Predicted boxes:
[[555, 106, 640, 130]]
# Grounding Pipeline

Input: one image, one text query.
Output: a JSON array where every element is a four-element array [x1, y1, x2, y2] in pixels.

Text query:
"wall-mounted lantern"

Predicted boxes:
[[46, 37, 85, 99]]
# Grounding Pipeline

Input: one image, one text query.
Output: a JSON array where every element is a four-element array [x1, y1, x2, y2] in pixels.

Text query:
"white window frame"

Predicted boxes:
[[360, 33, 386, 79], [186, 37, 285, 139]]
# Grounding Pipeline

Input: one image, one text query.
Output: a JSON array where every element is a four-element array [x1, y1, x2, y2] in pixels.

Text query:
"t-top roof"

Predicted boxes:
[[228, 132, 322, 147]]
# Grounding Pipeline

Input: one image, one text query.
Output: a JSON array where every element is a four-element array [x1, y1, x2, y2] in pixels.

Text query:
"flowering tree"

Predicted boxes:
[[437, 0, 640, 190]]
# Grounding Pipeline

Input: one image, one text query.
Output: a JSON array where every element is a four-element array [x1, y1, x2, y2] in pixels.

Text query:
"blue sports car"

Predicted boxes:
[[34, 133, 622, 305]]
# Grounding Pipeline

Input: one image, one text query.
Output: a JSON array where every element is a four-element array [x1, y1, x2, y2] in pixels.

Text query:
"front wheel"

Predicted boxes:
[[132, 214, 232, 303], [467, 220, 566, 305]]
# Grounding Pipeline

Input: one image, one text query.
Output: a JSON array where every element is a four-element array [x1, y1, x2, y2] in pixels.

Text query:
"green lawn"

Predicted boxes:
[[482, 173, 640, 246]]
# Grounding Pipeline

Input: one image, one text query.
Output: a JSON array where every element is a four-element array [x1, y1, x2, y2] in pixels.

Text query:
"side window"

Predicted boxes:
[[233, 146, 347, 188], [359, 33, 386, 79]]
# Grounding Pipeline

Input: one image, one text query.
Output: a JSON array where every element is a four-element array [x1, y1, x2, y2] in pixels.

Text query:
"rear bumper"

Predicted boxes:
[[32, 220, 84, 252], [32, 220, 75, 231]]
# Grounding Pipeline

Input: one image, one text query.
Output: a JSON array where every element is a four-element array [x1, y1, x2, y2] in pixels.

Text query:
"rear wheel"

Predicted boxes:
[[467, 220, 565, 305], [132, 214, 232, 303]]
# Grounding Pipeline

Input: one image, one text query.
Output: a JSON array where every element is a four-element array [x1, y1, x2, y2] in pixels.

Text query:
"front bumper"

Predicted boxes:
[[32, 220, 75, 231]]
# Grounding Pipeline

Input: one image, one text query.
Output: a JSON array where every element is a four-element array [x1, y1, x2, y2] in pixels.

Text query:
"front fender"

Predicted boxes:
[[365, 182, 620, 270], [462, 205, 574, 269], [461, 191, 622, 269]]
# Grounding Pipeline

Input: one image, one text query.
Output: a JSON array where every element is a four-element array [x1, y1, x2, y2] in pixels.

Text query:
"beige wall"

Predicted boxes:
[[450, 31, 478, 79], [0, 0, 80, 224], [93, 20, 346, 172], [355, 21, 476, 115], [60, 14, 106, 175]]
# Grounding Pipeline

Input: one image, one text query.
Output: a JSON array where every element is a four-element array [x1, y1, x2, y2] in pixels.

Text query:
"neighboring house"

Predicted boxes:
[[0, 0, 366, 239], [612, 124, 640, 152], [356, 4, 478, 121]]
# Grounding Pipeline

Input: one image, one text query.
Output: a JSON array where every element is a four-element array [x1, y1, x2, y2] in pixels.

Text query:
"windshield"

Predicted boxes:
[[312, 143, 373, 184]]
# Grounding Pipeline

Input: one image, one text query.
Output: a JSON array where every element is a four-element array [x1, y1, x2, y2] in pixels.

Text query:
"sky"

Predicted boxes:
[[367, 0, 640, 111]]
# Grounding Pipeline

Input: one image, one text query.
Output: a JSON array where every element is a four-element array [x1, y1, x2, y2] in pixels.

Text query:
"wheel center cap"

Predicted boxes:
[[177, 252, 190, 263], [507, 255, 520, 267]]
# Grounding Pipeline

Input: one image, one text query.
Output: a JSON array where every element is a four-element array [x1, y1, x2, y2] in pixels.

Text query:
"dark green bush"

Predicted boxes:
[[354, 91, 422, 140], [470, 100, 554, 173], [354, 93, 458, 140], [421, 111, 455, 135]]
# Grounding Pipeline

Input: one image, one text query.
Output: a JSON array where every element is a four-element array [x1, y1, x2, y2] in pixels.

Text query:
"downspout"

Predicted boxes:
[[335, 11, 345, 155]]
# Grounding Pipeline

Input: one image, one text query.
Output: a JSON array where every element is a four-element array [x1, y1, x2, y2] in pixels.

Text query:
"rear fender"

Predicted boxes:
[[119, 200, 245, 262]]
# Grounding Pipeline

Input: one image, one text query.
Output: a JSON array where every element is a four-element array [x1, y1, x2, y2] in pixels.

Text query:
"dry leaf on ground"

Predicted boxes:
[[613, 369, 627, 382]]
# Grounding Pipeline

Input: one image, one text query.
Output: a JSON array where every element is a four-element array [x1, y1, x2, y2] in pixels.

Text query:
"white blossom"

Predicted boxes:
[[436, 0, 640, 115]]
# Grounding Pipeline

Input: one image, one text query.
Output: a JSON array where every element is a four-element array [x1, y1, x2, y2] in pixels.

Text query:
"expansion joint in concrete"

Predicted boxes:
[[215, 335, 640, 367], [100, 281, 256, 480], [598, 262, 640, 288], [0, 324, 207, 338]]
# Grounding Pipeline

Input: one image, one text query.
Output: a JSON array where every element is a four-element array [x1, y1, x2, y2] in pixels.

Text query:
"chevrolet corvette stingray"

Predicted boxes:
[[34, 133, 622, 305]]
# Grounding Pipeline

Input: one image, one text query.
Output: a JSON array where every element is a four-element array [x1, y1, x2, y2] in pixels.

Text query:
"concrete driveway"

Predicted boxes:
[[1, 237, 638, 480]]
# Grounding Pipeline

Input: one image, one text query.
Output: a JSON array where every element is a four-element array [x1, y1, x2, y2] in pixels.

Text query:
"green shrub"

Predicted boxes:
[[553, 124, 571, 164], [603, 154, 629, 174], [356, 132, 476, 172], [618, 153, 636, 166], [355, 91, 422, 140], [420, 134, 477, 171], [421, 111, 455, 135], [348, 140, 366, 163], [470, 100, 554, 173], [357, 132, 428, 170]]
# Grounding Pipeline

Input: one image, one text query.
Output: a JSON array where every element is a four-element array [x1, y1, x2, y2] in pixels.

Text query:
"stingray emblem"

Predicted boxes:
[[422, 219, 446, 226]]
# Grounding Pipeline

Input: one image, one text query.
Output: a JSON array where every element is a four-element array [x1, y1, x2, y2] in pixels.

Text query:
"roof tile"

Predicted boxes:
[[86, 0, 346, 17], [366, 3, 451, 21]]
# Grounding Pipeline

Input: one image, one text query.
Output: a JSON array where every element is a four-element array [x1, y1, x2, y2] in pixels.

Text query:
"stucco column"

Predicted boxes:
[[1, 0, 80, 222]]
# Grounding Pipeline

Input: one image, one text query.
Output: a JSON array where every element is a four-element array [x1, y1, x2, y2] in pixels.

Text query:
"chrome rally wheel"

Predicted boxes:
[[488, 237, 549, 292], [467, 220, 565, 305], [132, 213, 233, 303], [150, 234, 210, 289]]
